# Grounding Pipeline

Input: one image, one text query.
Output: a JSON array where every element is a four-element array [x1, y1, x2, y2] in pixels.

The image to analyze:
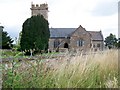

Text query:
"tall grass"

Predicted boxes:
[[2, 49, 118, 88]]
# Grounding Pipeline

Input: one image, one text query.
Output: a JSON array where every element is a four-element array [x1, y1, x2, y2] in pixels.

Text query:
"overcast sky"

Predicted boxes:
[[0, 0, 119, 41]]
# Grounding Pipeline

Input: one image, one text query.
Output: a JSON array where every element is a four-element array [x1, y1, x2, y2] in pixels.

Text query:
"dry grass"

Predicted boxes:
[[50, 49, 118, 88], [2, 49, 118, 88]]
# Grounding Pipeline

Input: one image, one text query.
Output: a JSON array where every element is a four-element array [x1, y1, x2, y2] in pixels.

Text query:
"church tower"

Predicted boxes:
[[30, 3, 48, 20]]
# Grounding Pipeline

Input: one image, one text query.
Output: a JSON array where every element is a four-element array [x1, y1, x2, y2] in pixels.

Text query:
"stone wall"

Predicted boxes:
[[31, 3, 48, 20], [48, 25, 104, 52], [48, 38, 70, 52], [91, 40, 104, 51], [70, 25, 92, 52]]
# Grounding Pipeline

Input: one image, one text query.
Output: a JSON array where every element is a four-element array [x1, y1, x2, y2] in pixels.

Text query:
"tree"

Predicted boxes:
[[117, 38, 120, 48], [1, 30, 13, 49], [20, 15, 50, 54], [104, 33, 118, 49]]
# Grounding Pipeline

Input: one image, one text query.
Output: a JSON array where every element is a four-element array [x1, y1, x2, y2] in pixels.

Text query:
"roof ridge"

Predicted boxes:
[[88, 31, 100, 32]]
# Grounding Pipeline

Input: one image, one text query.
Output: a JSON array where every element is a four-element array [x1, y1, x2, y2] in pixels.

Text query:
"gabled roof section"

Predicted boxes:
[[88, 31, 103, 41], [70, 25, 89, 37], [49, 28, 76, 38], [49, 27, 104, 41]]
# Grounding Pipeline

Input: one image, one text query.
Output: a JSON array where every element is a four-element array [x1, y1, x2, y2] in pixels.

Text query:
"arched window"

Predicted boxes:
[[54, 40, 60, 48], [77, 39, 84, 47], [64, 43, 69, 48]]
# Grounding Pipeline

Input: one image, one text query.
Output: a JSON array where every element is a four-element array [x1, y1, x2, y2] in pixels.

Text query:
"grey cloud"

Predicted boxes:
[[92, 1, 118, 16]]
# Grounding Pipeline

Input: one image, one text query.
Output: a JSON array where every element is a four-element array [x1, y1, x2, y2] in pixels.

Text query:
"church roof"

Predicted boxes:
[[50, 28, 76, 38], [49, 28, 103, 41], [89, 31, 103, 41]]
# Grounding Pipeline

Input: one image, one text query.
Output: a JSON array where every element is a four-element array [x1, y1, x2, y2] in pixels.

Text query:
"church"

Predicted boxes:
[[31, 3, 104, 52]]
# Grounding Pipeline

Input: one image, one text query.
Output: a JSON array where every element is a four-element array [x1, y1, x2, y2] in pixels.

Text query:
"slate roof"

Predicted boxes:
[[49, 28, 103, 41], [50, 28, 76, 38], [89, 31, 103, 41]]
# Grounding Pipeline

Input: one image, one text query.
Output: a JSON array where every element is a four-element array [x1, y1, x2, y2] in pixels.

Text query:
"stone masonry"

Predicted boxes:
[[31, 3, 48, 20]]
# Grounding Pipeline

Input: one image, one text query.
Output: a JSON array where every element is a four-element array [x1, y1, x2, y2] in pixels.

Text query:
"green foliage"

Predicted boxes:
[[20, 15, 50, 53], [2, 50, 118, 88], [104, 33, 118, 49], [13, 44, 21, 51], [117, 38, 120, 48], [2, 50, 24, 58], [1, 30, 13, 49]]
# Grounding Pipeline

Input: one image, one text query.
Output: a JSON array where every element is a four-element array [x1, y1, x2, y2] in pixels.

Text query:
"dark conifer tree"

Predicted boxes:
[[1, 30, 13, 49], [20, 15, 50, 53]]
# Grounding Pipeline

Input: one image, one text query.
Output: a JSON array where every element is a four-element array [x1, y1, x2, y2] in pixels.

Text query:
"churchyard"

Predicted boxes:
[[1, 49, 118, 88]]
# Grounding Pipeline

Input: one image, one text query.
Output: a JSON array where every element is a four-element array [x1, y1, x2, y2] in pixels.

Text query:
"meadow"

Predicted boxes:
[[1, 49, 119, 88]]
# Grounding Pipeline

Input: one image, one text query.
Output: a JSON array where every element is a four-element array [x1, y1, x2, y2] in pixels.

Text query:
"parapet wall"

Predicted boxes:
[[31, 3, 48, 20], [31, 3, 48, 10]]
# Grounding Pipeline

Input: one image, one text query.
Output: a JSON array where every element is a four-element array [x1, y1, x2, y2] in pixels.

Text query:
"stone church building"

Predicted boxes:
[[31, 3, 104, 52]]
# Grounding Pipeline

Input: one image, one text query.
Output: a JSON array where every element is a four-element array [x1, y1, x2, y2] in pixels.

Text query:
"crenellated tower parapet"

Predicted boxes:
[[31, 3, 48, 20]]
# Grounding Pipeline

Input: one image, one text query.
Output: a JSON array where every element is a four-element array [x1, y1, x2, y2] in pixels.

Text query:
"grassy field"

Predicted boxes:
[[1, 49, 119, 88]]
